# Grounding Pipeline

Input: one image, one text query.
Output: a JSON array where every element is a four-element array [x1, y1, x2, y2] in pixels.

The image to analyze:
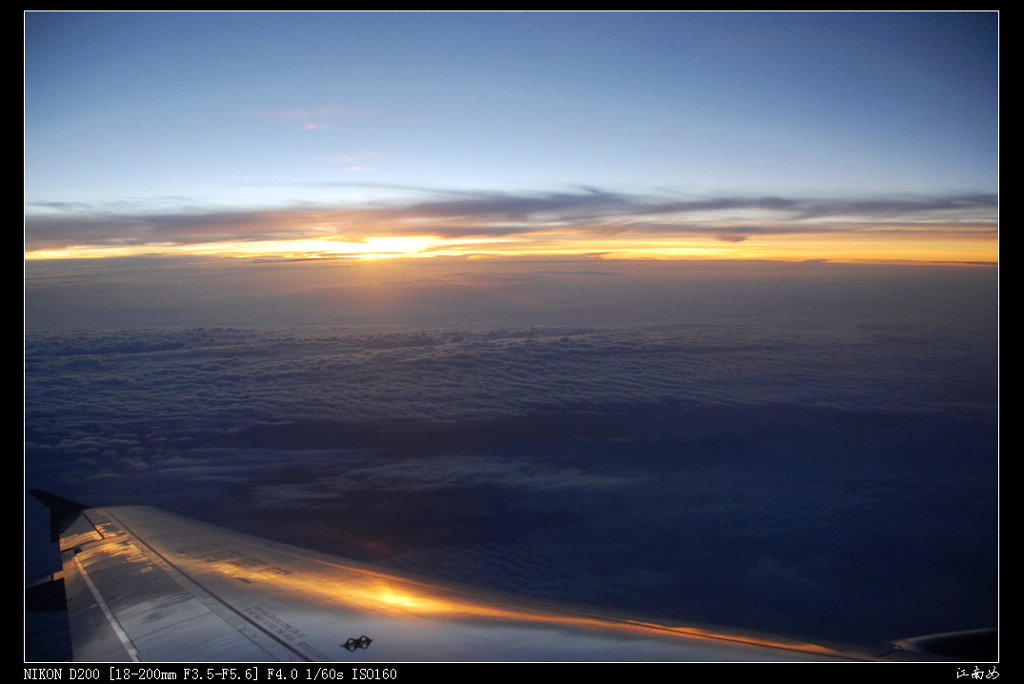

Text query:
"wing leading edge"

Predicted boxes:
[[27, 491, 988, 662]]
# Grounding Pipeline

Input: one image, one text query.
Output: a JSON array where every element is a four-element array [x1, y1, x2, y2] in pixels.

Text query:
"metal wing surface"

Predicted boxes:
[[27, 491, 961, 662]]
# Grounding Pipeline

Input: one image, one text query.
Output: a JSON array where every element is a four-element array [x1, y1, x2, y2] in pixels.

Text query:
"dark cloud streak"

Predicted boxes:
[[24, 187, 998, 251]]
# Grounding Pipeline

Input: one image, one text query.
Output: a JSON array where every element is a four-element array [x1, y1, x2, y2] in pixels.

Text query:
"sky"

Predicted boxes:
[[25, 11, 997, 269], [25, 11, 998, 663]]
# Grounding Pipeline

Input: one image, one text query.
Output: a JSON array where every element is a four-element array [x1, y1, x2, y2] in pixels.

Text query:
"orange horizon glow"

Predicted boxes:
[[23, 224, 998, 266]]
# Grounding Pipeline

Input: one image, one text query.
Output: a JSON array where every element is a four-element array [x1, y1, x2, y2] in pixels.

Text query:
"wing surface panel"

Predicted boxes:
[[60, 507, 301, 662], [38, 497, 891, 662]]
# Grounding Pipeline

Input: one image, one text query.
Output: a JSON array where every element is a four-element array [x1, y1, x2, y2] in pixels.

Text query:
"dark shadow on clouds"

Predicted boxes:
[[26, 401, 996, 652]]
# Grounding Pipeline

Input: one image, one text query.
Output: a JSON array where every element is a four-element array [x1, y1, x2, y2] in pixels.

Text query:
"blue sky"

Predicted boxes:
[[25, 11, 998, 266]]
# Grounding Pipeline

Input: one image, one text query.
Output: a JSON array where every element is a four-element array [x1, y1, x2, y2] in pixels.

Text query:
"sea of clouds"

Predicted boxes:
[[25, 263, 998, 660]]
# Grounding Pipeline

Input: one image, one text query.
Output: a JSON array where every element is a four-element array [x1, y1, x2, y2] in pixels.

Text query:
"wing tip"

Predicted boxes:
[[887, 627, 998, 662]]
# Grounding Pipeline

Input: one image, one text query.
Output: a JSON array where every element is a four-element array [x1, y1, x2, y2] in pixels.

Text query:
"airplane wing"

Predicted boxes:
[[27, 490, 992, 662]]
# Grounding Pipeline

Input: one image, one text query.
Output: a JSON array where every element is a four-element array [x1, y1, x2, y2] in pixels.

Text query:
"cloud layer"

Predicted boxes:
[[25, 187, 998, 262], [26, 272, 998, 658]]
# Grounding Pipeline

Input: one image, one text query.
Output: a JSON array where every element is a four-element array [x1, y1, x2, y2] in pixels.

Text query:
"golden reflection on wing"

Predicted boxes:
[[53, 503, 872, 662]]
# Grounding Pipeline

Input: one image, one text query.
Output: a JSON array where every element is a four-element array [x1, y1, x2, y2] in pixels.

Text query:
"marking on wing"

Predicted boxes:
[[71, 552, 142, 661]]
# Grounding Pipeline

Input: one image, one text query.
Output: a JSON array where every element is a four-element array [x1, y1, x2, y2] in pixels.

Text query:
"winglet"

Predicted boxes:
[[888, 627, 998, 662], [29, 489, 91, 543]]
